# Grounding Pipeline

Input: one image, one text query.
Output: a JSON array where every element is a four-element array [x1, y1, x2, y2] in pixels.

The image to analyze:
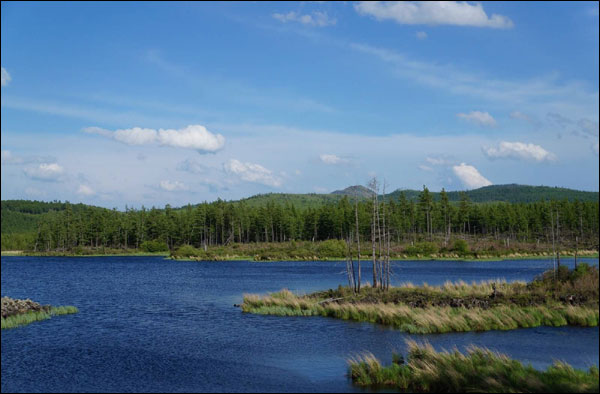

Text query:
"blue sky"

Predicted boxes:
[[1, 1, 598, 208]]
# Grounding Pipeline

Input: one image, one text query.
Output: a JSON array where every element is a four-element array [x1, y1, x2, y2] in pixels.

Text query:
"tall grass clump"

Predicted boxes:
[[348, 340, 599, 393], [242, 265, 598, 333], [1, 306, 79, 329]]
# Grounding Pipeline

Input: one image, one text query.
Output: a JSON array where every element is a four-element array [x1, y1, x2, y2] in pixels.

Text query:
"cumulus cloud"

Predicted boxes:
[[1, 67, 11, 87], [223, 159, 282, 187], [457, 111, 497, 127], [159, 180, 188, 192], [483, 141, 556, 162], [452, 163, 492, 189], [77, 184, 95, 196], [416, 31, 428, 39], [319, 154, 350, 164], [355, 1, 513, 29], [83, 124, 225, 153], [272, 11, 336, 27], [23, 163, 65, 182]]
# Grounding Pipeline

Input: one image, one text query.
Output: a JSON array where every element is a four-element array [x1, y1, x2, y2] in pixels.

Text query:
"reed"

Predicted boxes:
[[1, 306, 79, 329], [348, 340, 599, 393]]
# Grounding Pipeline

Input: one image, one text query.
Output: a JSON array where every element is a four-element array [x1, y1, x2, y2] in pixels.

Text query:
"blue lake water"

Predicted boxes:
[[1, 256, 598, 393]]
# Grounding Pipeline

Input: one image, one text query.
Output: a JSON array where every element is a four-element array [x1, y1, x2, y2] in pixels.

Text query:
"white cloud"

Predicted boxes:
[[416, 31, 428, 39], [159, 180, 188, 192], [418, 164, 433, 171], [223, 159, 282, 187], [272, 11, 336, 27], [1, 67, 11, 87], [23, 163, 65, 182], [457, 111, 497, 127], [77, 184, 95, 196], [83, 124, 225, 153], [115, 127, 158, 145], [452, 163, 492, 189], [425, 156, 455, 166], [483, 141, 557, 162], [355, 1, 513, 29], [1, 150, 20, 165], [319, 153, 349, 164]]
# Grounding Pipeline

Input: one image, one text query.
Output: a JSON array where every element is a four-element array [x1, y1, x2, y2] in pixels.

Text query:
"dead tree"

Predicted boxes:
[[355, 194, 361, 293], [369, 177, 379, 289]]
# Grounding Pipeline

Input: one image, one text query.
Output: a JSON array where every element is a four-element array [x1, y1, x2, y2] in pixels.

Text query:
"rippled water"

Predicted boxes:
[[2, 256, 598, 392]]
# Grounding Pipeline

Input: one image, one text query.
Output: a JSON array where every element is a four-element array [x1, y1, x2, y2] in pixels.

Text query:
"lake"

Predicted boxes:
[[2, 256, 599, 392]]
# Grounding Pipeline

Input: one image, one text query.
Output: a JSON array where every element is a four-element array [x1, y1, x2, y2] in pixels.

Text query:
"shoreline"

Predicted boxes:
[[2, 250, 598, 262]]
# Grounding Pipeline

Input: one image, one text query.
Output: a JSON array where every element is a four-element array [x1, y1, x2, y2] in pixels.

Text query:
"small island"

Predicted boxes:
[[242, 264, 599, 334], [1, 297, 78, 329]]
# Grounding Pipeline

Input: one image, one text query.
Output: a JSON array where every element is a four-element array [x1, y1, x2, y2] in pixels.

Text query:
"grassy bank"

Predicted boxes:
[[169, 240, 599, 262], [349, 340, 599, 393], [242, 265, 599, 333], [1, 306, 79, 329], [4, 240, 598, 261]]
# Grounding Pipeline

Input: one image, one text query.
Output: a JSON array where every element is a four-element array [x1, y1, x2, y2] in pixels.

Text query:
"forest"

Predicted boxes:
[[1, 184, 598, 254]]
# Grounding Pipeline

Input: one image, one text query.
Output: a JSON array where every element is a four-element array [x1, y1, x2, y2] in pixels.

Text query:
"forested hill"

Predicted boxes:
[[240, 184, 598, 209], [333, 184, 599, 204], [1, 184, 597, 237]]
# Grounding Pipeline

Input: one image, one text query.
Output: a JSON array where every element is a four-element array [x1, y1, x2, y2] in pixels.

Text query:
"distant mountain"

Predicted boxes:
[[331, 185, 374, 198], [237, 184, 598, 209], [386, 184, 599, 203]]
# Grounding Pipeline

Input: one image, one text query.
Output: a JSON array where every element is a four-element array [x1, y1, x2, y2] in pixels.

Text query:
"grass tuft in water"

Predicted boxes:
[[348, 340, 599, 393], [1, 306, 79, 329]]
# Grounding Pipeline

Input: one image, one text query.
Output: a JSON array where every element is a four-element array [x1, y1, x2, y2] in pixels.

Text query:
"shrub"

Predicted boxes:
[[140, 240, 169, 253], [172, 244, 203, 258], [452, 239, 470, 255], [316, 239, 346, 258], [404, 242, 438, 256]]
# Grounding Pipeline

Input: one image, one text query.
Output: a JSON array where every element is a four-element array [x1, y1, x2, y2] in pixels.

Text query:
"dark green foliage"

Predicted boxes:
[[140, 240, 169, 253], [404, 242, 438, 255], [316, 239, 346, 258], [1, 185, 599, 254], [452, 239, 470, 255]]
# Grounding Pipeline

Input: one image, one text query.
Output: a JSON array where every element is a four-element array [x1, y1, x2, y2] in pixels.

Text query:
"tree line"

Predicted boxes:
[[13, 186, 597, 253]]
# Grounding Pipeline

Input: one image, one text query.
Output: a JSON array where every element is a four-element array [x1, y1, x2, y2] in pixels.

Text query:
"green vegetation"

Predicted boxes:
[[1, 306, 79, 329], [1, 185, 598, 258], [242, 265, 599, 333], [348, 340, 599, 393]]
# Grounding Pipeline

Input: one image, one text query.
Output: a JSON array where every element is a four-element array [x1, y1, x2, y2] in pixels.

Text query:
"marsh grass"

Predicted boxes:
[[242, 292, 598, 333], [242, 266, 599, 333], [348, 340, 599, 393], [1, 306, 79, 329]]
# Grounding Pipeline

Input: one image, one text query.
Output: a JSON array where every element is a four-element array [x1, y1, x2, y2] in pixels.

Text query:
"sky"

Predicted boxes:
[[1, 1, 598, 209]]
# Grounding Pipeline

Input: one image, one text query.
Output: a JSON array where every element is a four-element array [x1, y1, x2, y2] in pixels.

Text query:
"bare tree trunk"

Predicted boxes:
[[369, 178, 378, 289], [355, 196, 361, 293], [550, 209, 556, 280], [574, 236, 578, 269]]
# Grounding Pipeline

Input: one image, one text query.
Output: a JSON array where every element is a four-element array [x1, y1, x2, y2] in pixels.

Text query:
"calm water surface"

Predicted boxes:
[[2, 256, 598, 392]]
